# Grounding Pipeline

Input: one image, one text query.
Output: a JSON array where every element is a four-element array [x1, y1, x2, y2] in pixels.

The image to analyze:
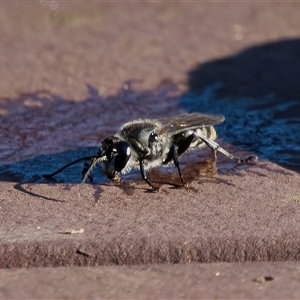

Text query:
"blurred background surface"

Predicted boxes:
[[0, 1, 300, 180]]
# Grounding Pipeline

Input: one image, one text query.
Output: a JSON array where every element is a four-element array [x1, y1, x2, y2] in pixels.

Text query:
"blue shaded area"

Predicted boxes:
[[180, 83, 300, 172], [0, 147, 108, 183]]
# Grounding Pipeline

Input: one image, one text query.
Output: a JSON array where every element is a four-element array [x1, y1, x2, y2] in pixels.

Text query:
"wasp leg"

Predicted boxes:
[[170, 144, 189, 188], [81, 158, 95, 183], [164, 134, 195, 165], [211, 149, 217, 162], [198, 134, 257, 163], [177, 134, 195, 156], [139, 160, 159, 191], [163, 134, 194, 187]]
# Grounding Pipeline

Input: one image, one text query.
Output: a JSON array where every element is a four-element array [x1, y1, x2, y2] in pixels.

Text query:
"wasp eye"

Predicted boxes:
[[149, 132, 158, 144], [114, 141, 131, 172]]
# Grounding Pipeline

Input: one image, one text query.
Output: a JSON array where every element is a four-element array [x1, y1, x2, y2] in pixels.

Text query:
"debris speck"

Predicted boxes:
[[62, 228, 85, 234], [253, 276, 274, 283]]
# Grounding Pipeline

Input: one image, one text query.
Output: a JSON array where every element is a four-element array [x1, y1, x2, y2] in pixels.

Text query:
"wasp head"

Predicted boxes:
[[98, 136, 131, 180]]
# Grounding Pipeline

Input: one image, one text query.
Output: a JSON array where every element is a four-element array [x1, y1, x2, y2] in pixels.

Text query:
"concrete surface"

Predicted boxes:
[[1, 263, 300, 299], [0, 1, 300, 299]]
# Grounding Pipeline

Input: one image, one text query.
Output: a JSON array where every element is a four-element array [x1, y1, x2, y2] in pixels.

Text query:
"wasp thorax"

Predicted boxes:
[[148, 132, 158, 145]]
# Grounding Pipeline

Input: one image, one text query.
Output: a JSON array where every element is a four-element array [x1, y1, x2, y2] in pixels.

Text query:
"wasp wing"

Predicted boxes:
[[157, 113, 225, 136]]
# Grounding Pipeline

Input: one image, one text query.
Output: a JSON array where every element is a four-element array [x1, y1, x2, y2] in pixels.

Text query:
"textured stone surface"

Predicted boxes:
[[1, 263, 300, 299], [0, 2, 300, 299], [1, 159, 300, 269]]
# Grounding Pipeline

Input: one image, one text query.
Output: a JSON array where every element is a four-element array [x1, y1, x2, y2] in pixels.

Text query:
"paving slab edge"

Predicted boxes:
[[1, 235, 300, 268]]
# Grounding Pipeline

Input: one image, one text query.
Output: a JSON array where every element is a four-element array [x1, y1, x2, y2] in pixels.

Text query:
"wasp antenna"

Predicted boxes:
[[79, 156, 107, 199], [43, 156, 97, 179], [81, 156, 107, 184]]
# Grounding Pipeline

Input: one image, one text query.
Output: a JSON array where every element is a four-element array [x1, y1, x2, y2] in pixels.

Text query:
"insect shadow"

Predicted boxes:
[[0, 145, 242, 201], [148, 158, 236, 191], [0, 147, 105, 202], [183, 38, 300, 173]]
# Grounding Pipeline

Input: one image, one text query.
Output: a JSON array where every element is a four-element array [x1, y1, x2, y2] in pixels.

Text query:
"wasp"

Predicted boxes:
[[44, 113, 257, 191]]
